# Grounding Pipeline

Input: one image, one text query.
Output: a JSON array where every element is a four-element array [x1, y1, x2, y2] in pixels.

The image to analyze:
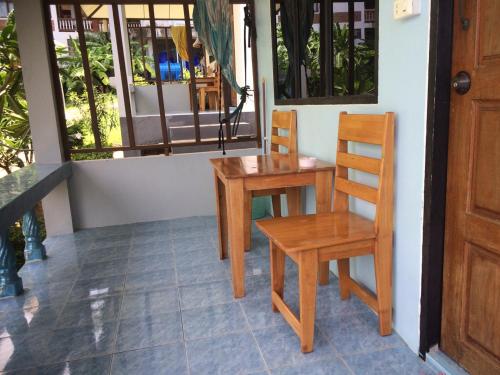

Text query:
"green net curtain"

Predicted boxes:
[[192, 0, 243, 95]]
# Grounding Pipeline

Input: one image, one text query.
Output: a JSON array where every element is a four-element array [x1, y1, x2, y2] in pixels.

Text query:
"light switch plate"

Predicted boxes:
[[394, 0, 420, 19]]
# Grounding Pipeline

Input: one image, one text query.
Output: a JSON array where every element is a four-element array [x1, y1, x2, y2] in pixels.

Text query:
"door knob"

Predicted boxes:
[[452, 71, 471, 95]]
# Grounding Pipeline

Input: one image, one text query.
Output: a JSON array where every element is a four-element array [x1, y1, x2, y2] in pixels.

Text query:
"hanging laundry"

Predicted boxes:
[[170, 26, 189, 61]]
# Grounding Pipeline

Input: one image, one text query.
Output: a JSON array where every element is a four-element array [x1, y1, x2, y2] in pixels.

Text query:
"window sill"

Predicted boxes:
[[274, 95, 378, 106]]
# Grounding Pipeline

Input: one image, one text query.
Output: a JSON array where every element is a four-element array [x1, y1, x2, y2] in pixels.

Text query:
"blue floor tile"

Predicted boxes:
[[78, 259, 128, 280], [83, 245, 130, 264], [176, 262, 228, 286], [0, 281, 72, 312], [126, 253, 175, 274], [182, 302, 248, 340], [0, 217, 433, 375], [4, 355, 112, 375], [179, 280, 234, 310], [124, 269, 177, 292], [111, 343, 188, 375], [120, 288, 179, 319], [270, 358, 351, 375], [0, 305, 59, 338], [186, 332, 266, 375], [253, 325, 335, 369], [116, 311, 183, 351], [240, 295, 295, 330], [174, 247, 219, 269], [343, 346, 438, 375], [68, 275, 125, 302], [56, 295, 122, 328], [316, 311, 405, 355]]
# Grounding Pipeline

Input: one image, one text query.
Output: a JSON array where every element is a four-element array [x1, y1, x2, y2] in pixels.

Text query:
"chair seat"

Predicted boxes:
[[256, 212, 376, 253]]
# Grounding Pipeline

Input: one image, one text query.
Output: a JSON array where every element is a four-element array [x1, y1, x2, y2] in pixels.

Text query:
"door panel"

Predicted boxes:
[[463, 243, 500, 360], [441, 0, 500, 373], [469, 102, 500, 219]]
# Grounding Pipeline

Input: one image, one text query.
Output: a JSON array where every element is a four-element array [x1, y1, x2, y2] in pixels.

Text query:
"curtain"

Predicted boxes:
[[170, 26, 189, 61], [192, 0, 243, 95], [193, 0, 250, 151], [280, 0, 314, 98]]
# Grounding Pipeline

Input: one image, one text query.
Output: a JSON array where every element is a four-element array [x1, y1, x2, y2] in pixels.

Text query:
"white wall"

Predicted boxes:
[[255, 1, 431, 353], [132, 83, 191, 115], [69, 148, 258, 229]]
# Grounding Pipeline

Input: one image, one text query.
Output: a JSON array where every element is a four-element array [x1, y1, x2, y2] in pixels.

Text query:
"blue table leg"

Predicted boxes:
[[0, 229, 23, 297], [22, 209, 47, 262]]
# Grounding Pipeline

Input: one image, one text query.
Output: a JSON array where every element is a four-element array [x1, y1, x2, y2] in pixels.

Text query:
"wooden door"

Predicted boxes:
[[441, 1, 500, 374]]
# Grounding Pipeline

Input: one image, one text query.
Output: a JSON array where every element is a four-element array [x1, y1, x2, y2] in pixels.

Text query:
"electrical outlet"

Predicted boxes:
[[394, 0, 420, 20]]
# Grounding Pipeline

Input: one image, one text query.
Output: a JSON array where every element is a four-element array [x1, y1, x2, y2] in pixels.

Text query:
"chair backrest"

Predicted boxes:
[[270, 110, 298, 154], [333, 112, 395, 235]]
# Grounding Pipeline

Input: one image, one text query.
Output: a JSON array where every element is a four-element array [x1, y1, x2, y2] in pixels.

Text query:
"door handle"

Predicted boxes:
[[452, 71, 471, 95]]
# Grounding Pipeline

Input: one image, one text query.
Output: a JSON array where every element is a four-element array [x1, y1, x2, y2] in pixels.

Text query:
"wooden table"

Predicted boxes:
[[211, 154, 336, 298], [189, 76, 216, 111]]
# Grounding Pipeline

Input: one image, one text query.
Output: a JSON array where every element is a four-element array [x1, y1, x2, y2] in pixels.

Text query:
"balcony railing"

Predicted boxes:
[[365, 9, 376, 23], [0, 163, 72, 297], [57, 18, 108, 32]]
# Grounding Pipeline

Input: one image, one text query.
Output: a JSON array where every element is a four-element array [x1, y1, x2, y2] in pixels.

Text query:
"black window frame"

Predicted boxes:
[[270, 0, 379, 106]]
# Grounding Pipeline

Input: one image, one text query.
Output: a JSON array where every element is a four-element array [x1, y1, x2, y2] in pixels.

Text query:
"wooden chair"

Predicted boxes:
[[256, 112, 395, 353], [245, 110, 298, 250], [198, 68, 222, 111]]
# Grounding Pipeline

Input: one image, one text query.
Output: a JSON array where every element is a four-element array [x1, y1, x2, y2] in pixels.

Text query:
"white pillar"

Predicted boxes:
[[14, 0, 73, 235]]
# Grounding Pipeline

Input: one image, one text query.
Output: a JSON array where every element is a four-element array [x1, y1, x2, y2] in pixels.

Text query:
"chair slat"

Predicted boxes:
[[336, 152, 381, 175], [338, 115, 386, 144], [272, 113, 294, 129], [271, 135, 290, 148], [335, 177, 378, 204]]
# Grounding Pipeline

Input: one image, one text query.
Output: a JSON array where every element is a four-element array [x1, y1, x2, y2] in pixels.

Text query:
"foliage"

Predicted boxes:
[[57, 33, 115, 96], [0, 11, 33, 174], [66, 91, 119, 147], [129, 39, 154, 80], [275, 23, 376, 98], [331, 23, 376, 96]]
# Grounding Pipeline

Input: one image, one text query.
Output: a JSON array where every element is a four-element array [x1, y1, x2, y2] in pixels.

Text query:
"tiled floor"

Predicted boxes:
[[0, 216, 438, 374]]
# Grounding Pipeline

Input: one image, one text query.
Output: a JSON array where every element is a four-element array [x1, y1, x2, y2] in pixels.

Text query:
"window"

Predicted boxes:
[[271, 0, 377, 105], [0, 1, 14, 18], [45, 1, 260, 160]]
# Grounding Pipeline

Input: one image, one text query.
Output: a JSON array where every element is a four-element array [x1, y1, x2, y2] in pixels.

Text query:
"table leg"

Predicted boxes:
[[214, 171, 228, 260], [226, 178, 246, 298], [244, 191, 252, 251], [316, 170, 333, 285], [286, 187, 302, 216]]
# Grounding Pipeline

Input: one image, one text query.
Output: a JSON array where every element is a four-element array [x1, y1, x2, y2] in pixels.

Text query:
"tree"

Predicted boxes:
[[275, 23, 376, 98], [0, 11, 32, 174]]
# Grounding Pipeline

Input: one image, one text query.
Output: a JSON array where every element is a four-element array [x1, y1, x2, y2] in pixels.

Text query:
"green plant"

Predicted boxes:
[[0, 11, 32, 174], [129, 39, 154, 80], [67, 91, 118, 147], [275, 23, 376, 98], [331, 23, 375, 96], [57, 32, 115, 96]]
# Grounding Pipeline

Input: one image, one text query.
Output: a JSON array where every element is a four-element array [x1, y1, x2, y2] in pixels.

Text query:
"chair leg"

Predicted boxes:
[[337, 259, 351, 300], [271, 194, 281, 217], [199, 89, 206, 111], [318, 262, 330, 285], [270, 241, 285, 313], [374, 241, 393, 336], [244, 192, 252, 251], [298, 249, 318, 353]]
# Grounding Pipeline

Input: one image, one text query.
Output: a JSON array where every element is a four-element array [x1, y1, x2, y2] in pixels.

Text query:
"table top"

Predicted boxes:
[[210, 154, 335, 179]]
